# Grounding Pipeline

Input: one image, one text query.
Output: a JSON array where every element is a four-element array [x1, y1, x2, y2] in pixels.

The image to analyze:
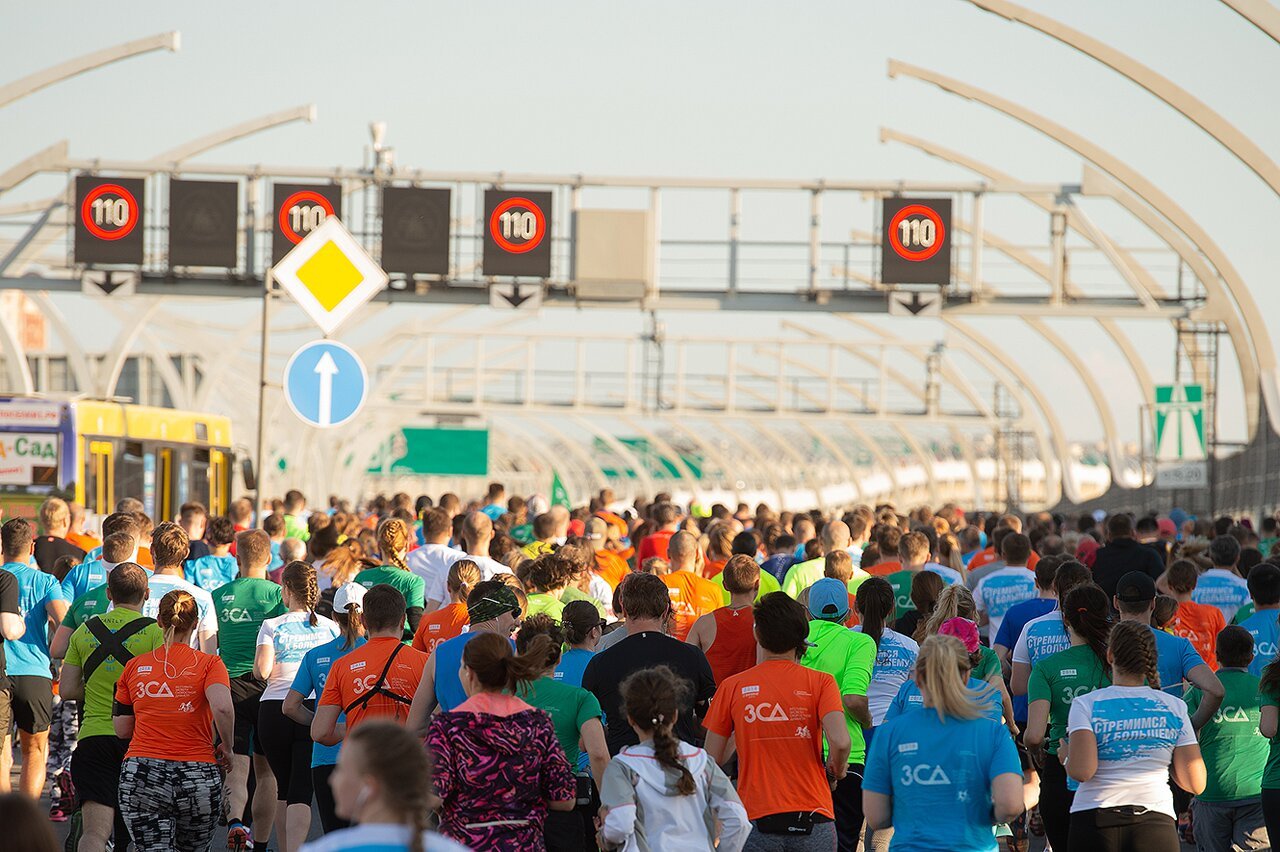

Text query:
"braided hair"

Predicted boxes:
[[281, 560, 320, 626], [376, 518, 410, 572], [854, 577, 894, 648], [620, 666, 696, 795], [346, 723, 432, 852], [1061, 584, 1111, 671], [1109, 619, 1160, 689]]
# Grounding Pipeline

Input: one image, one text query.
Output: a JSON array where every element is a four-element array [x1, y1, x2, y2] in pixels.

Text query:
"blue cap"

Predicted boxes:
[[808, 578, 849, 620]]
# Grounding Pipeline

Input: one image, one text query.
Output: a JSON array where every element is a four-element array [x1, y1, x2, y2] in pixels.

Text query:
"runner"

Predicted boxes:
[[1238, 563, 1280, 675], [602, 665, 749, 852], [782, 521, 854, 598], [854, 577, 919, 732], [1167, 559, 1228, 668], [524, 552, 572, 620], [801, 577, 875, 851], [972, 532, 1037, 643], [895, 570, 944, 642], [863, 634, 1024, 851], [60, 513, 137, 604], [556, 599, 603, 686], [1010, 559, 1091, 702], [687, 553, 760, 684], [585, 517, 629, 591], [353, 518, 425, 640], [1090, 514, 1166, 601], [656, 531, 723, 641], [297, 722, 470, 852], [254, 562, 339, 852], [882, 531, 931, 620], [0, 518, 69, 799], [1193, 535, 1252, 623], [925, 584, 1017, 728], [1024, 583, 1112, 852], [214, 528, 287, 852], [112, 590, 234, 852], [822, 551, 862, 627], [33, 498, 85, 574], [314, 585, 429, 739], [703, 592, 849, 850], [883, 618, 1003, 723], [406, 580, 520, 722], [409, 558, 477, 655], [1185, 625, 1269, 852], [425, 631, 577, 849], [515, 615, 611, 851], [283, 582, 366, 834], [405, 507, 462, 613], [184, 515, 238, 593], [58, 563, 163, 852], [1065, 620, 1206, 851], [140, 523, 219, 652], [636, 503, 681, 563]]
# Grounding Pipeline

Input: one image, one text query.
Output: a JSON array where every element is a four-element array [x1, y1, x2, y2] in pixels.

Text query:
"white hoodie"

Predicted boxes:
[[599, 740, 748, 852]]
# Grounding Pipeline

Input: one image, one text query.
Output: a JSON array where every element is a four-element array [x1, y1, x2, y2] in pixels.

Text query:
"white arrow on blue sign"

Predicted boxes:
[[283, 340, 368, 428]]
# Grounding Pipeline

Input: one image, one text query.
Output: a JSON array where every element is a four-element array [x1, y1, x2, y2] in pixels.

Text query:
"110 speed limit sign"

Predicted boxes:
[[483, 190, 552, 278], [272, 183, 343, 264], [881, 197, 951, 286], [74, 176, 146, 265]]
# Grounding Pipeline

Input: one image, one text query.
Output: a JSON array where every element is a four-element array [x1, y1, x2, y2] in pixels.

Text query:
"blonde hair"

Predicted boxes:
[[346, 723, 432, 852], [446, 558, 482, 601], [916, 634, 986, 721], [39, 497, 69, 531], [321, 539, 364, 588], [923, 583, 977, 638], [377, 518, 410, 572], [157, 589, 200, 648]]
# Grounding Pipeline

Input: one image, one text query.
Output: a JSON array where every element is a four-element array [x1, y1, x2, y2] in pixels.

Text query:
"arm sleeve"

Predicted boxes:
[[817, 670, 845, 718], [47, 575, 70, 603], [424, 720, 455, 803], [701, 684, 734, 738], [290, 654, 316, 697], [1026, 663, 1050, 704], [207, 657, 231, 689], [1066, 693, 1093, 735], [1180, 639, 1203, 681], [861, 719, 892, 794], [256, 619, 274, 648], [994, 612, 1016, 649], [1174, 699, 1198, 747], [318, 666, 343, 708], [705, 759, 750, 851], [599, 759, 639, 846], [883, 682, 907, 723], [843, 637, 874, 698], [64, 628, 84, 668], [59, 566, 81, 604], [0, 571, 17, 614], [1011, 620, 1034, 665], [406, 576, 426, 609], [577, 690, 603, 730], [988, 723, 1023, 780], [114, 664, 135, 708]]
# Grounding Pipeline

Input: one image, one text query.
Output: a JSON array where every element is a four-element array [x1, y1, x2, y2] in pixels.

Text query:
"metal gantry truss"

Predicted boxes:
[[0, 8, 1276, 511]]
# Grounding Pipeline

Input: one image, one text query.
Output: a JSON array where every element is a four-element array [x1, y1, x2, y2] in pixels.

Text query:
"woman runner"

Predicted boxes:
[[410, 559, 478, 655], [353, 519, 426, 639], [557, 599, 604, 686], [855, 577, 919, 734]]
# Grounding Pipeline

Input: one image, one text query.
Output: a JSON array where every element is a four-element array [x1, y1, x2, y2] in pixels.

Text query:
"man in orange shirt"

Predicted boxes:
[[586, 517, 629, 590], [411, 560, 478, 655], [313, 585, 429, 741], [66, 502, 101, 554], [1165, 559, 1227, 668], [657, 531, 722, 640]]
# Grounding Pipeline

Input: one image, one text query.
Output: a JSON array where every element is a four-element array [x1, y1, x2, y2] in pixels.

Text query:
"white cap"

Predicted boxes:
[[333, 582, 366, 611]]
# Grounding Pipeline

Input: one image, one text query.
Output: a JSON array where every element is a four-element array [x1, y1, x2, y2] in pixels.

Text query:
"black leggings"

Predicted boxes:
[[257, 699, 314, 806], [311, 764, 349, 834], [1261, 787, 1280, 844], [832, 763, 865, 852], [1068, 807, 1178, 852], [1037, 750, 1074, 852]]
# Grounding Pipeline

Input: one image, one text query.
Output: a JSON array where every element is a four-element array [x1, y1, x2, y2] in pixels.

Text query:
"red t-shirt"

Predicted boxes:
[[411, 603, 469, 655], [114, 645, 230, 763], [319, 637, 429, 730], [637, 529, 675, 563], [703, 607, 757, 684], [703, 659, 843, 820]]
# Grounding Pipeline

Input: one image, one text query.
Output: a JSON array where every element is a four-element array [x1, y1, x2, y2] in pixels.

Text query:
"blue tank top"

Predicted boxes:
[[433, 632, 516, 711]]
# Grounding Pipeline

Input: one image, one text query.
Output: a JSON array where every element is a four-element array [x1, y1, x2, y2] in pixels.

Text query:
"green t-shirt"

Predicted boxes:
[[1188, 668, 1268, 800], [782, 558, 825, 599], [973, 645, 1002, 683], [884, 569, 919, 620], [64, 609, 164, 739], [1027, 643, 1111, 755], [63, 585, 111, 631], [212, 577, 285, 676], [1234, 602, 1257, 625], [801, 618, 875, 764], [711, 568, 781, 605], [522, 676, 602, 767], [561, 584, 606, 617], [525, 592, 566, 621], [354, 566, 426, 610]]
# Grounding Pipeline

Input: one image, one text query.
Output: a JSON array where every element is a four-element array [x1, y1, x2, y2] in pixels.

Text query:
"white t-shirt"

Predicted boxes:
[[973, 567, 1037, 641], [855, 626, 920, 725], [1011, 609, 1070, 667], [1067, 685, 1197, 817], [300, 824, 471, 852], [143, 573, 218, 647], [256, 611, 340, 700], [407, 542, 465, 604], [1191, 568, 1251, 623]]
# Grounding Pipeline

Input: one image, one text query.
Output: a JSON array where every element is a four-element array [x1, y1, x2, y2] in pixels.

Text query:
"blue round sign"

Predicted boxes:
[[283, 340, 368, 428]]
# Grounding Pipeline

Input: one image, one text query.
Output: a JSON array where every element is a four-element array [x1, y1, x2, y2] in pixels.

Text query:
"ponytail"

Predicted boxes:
[[462, 631, 551, 693], [377, 518, 410, 572], [916, 635, 985, 721], [281, 560, 320, 626], [1109, 620, 1160, 689], [908, 571, 946, 643], [157, 589, 199, 649], [1061, 584, 1110, 671], [855, 577, 894, 648], [923, 583, 977, 638], [620, 666, 696, 795]]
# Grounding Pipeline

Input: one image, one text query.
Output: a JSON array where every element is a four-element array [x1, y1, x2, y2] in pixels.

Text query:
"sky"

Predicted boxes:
[[3, 0, 1279, 450]]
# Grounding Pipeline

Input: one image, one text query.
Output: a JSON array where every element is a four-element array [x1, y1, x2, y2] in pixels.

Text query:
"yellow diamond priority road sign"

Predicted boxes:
[[271, 217, 388, 336]]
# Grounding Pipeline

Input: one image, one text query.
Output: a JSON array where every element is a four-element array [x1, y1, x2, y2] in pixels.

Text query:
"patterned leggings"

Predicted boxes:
[[46, 696, 78, 778], [118, 757, 223, 852]]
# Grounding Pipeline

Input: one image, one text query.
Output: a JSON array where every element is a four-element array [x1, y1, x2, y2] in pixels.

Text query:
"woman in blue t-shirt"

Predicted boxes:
[[864, 634, 1025, 852], [1064, 619, 1205, 851]]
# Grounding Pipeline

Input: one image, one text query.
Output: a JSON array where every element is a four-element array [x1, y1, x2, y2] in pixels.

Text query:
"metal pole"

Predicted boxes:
[[728, 188, 741, 294], [254, 272, 272, 522], [1050, 205, 1067, 305], [970, 192, 984, 299]]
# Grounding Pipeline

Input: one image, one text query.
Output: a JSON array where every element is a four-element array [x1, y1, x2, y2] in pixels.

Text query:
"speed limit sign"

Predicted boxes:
[[483, 190, 552, 277], [272, 184, 343, 264], [74, 176, 145, 265], [881, 197, 951, 285]]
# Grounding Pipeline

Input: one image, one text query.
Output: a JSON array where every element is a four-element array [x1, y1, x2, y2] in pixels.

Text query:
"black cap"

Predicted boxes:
[[1116, 571, 1156, 603]]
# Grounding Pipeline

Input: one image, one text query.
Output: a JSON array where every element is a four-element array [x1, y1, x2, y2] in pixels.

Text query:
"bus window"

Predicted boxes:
[[158, 448, 173, 522], [209, 449, 227, 516], [118, 441, 144, 511], [191, 448, 210, 514], [85, 440, 114, 515]]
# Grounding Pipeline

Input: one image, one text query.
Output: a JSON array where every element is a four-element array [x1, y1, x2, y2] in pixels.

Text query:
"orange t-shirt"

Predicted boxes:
[[1171, 600, 1226, 668], [67, 531, 101, 553], [594, 550, 631, 590], [411, 603, 469, 655], [703, 659, 843, 820], [114, 645, 230, 763], [867, 560, 901, 577], [319, 636, 429, 730], [704, 607, 757, 684], [844, 594, 861, 629], [661, 570, 723, 641], [703, 558, 728, 580], [967, 547, 998, 571]]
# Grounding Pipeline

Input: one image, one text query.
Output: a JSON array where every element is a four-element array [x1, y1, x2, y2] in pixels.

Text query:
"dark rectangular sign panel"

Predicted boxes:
[[880, 197, 952, 286], [169, 179, 239, 268], [482, 189, 552, 277], [74, 175, 146, 265], [271, 183, 343, 264], [380, 186, 451, 275]]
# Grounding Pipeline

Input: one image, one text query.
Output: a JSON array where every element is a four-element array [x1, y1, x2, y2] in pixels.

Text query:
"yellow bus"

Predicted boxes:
[[0, 396, 233, 524]]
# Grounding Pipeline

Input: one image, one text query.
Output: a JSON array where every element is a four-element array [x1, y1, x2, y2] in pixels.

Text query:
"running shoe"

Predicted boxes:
[[227, 819, 252, 851], [49, 771, 76, 821]]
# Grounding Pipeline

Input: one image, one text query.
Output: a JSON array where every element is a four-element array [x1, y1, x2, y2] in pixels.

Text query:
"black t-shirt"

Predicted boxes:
[[33, 535, 85, 575], [582, 630, 717, 755], [1091, 537, 1167, 601], [186, 540, 211, 561], [0, 568, 18, 691]]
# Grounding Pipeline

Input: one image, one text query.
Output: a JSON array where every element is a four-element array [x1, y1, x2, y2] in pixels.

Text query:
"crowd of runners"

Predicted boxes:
[[2, 486, 1280, 851]]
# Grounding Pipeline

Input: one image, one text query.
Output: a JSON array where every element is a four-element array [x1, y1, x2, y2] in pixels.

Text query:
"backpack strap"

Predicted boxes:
[[344, 642, 412, 715], [81, 616, 157, 681]]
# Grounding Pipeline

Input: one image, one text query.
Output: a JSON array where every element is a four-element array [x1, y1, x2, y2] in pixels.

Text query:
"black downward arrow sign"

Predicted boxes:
[[97, 271, 124, 296], [898, 292, 934, 315], [503, 283, 532, 308]]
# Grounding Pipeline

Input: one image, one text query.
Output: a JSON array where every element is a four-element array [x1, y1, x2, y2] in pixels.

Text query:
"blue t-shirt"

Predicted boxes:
[[884, 677, 1004, 724], [1151, 625, 1205, 696], [433, 632, 515, 712], [269, 541, 284, 571], [1191, 569, 1251, 623], [864, 710, 1021, 852], [61, 557, 106, 604], [554, 648, 595, 688], [5, 561, 69, 678], [1238, 609, 1280, 677], [185, 554, 237, 592], [290, 635, 366, 766], [994, 597, 1056, 721], [299, 824, 471, 852], [760, 553, 795, 583], [480, 503, 505, 521]]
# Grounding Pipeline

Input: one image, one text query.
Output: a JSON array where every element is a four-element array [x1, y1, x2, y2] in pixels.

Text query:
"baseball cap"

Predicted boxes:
[[333, 581, 367, 611], [1157, 518, 1177, 537], [1115, 571, 1157, 604], [807, 578, 849, 620]]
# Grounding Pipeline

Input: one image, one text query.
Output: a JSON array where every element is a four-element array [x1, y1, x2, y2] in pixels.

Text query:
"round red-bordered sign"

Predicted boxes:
[[80, 183, 140, 241], [278, 190, 336, 244], [887, 204, 946, 262], [489, 197, 546, 254]]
